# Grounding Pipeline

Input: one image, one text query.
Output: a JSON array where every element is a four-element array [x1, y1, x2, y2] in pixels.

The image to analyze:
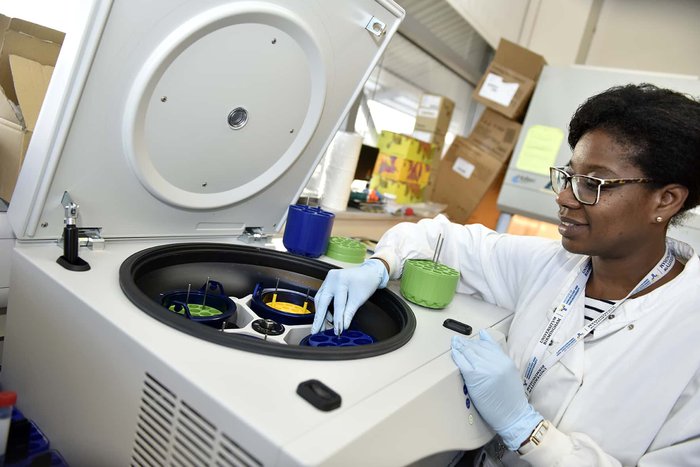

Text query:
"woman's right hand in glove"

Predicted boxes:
[[311, 258, 389, 335]]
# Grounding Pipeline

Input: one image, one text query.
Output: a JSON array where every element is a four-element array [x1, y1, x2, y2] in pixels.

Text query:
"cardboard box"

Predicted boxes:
[[429, 139, 501, 222], [472, 39, 545, 120], [369, 176, 425, 204], [371, 152, 431, 187], [414, 94, 454, 135], [465, 166, 507, 229], [377, 130, 433, 164], [467, 109, 521, 163], [0, 15, 64, 202], [428, 110, 521, 223], [412, 130, 445, 150]]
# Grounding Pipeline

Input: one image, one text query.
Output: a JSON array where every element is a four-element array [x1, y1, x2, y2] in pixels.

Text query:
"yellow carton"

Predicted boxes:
[[377, 131, 433, 164], [369, 176, 425, 204], [372, 153, 431, 187]]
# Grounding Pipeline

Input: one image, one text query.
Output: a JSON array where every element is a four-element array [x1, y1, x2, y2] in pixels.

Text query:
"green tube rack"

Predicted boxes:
[[325, 236, 366, 264], [400, 259, 459, 309]]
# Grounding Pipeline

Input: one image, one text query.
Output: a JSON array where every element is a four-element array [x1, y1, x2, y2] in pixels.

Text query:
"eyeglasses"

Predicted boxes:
[[549, 166, 656, 205]]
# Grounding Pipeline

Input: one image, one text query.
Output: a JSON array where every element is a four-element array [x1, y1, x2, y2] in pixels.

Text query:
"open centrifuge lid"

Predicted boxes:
[[8, 0, 404, 240]]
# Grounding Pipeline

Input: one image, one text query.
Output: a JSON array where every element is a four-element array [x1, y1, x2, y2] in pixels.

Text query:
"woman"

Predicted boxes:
[[311, 84, 700, 465]]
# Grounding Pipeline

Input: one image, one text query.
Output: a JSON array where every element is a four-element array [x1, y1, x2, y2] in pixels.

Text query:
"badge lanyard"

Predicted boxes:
[[523, 246, 676, 396]]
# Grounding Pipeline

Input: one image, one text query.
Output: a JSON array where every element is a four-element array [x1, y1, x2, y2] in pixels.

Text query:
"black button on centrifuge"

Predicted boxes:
[[297, 379, 341, 411], [443, 318, 472, 335]]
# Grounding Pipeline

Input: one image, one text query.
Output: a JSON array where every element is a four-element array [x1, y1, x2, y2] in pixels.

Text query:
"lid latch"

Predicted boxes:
[[57, 227, 104, 250], [239, 227, 270, 244], [78, 228, 105, 250]]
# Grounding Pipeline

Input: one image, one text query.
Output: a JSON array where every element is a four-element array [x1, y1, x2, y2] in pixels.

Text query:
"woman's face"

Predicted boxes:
[[556, 129, 659, 259]]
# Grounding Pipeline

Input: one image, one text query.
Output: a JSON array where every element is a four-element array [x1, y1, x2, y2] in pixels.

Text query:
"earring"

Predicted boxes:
[[655, 216, 663, 223]]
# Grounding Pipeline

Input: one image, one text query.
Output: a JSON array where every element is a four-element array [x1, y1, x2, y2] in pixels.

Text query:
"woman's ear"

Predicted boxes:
[[654, 184, 688, 220]]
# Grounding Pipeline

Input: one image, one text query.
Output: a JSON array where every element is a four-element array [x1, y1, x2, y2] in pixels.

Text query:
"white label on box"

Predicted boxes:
[[412, 130, 432, 143], [478, 73, 519, 107], [452, 157, 475, 180], [417, 108, 439, 118], [420, 95, 441, 109]]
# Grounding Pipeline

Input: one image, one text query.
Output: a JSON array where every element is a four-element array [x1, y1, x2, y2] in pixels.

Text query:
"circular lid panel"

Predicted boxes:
[[9, 0, 405, 240], [123, 4, 326, 209]]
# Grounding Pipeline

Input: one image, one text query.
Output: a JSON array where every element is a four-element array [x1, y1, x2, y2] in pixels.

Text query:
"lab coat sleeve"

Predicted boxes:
[[636, 368, 700, 466], [519, 424, 623, 466], [372, 214, 560, 310], [522, 370, 700, 466]]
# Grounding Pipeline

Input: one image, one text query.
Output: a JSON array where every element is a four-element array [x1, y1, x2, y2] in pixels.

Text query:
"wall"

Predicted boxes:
[[585, 0, 700, 76], [521, 0, 593, 65], [450, 0, 700, 76], [444, 0, 530, 49], [521, 0, 700, 75]]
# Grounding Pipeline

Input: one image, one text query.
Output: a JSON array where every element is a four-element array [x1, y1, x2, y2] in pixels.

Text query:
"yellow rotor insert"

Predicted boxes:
[[267, 300, 312, 315]]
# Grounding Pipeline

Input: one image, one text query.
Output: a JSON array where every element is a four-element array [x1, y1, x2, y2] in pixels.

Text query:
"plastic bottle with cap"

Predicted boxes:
[[0, 391, 17, 464]]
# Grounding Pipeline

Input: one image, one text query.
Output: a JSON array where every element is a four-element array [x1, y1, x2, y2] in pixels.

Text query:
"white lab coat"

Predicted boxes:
[[373, 215, 700, 466]]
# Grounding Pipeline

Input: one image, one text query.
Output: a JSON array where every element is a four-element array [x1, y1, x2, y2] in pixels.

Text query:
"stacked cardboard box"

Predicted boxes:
[[472, 38, 546, 121], [369, 131, 433, 204], [428, 39, 545, 226], [411, 94, 454, 189], [430, 110, 521, 224], [412, 94, 454, 140], [0, 15, 64, 203]]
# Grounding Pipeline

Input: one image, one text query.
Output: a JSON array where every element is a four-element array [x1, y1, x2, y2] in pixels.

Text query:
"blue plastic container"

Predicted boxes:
[[10, 450, 68, 467], [300, 329, 374, 347], [24, 420, 49, 460], [6, 408, 55, 467], [283, 205, 335, 258]]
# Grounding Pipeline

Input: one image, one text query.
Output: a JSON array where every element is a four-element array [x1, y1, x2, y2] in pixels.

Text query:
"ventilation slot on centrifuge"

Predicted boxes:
[[131, 373, 261, 467], [132, 373, 177, 466], [216, 432, 263, 467]]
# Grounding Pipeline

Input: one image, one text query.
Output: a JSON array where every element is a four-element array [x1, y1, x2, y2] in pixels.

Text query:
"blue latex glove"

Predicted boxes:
[[312, 258, 389, 335], [451, 330, 543, 451]]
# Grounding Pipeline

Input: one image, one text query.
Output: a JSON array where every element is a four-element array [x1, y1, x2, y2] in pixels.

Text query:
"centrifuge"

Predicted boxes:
[[1, 0, 513, 465]]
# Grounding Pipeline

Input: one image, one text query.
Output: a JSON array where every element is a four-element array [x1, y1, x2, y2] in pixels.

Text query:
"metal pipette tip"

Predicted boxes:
[[185, 284, 191, 305], [432, 234, 444, 263], [202, 277, 211, 308], [432, 234, 441, 262]]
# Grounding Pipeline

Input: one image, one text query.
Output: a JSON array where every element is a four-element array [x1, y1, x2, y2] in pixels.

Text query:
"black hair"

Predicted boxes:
[[568, 83, 700, 219]]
